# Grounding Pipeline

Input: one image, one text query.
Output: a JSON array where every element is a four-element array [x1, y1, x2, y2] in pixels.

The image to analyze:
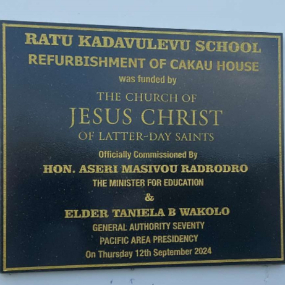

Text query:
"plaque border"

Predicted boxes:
[[1, 21, 284, 272]]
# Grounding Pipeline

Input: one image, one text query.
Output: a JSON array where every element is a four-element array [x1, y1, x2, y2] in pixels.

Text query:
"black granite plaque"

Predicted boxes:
[[0, 21, 284, 272]]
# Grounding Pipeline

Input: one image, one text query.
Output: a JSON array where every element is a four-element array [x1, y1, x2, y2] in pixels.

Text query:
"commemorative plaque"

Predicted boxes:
[[0, 21, 284, 272]]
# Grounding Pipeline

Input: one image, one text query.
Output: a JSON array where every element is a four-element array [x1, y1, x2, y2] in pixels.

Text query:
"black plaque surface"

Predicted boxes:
[[0, 21, 284, 272]]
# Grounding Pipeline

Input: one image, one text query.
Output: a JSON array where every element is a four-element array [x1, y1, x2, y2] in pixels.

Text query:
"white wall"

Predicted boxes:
[[1, 0, 285, 284]]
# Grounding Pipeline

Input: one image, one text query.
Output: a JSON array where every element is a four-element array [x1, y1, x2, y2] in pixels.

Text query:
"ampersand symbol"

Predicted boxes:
[[145, 193, 154, 202]]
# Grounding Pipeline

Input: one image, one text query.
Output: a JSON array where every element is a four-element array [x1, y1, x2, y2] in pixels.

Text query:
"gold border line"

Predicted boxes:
[[3, 23, 281, 39], [4, 257, 285, 272], [2, 23, 7, 272], [278, 36, 284, 260], [1, 23, 284, 272]]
